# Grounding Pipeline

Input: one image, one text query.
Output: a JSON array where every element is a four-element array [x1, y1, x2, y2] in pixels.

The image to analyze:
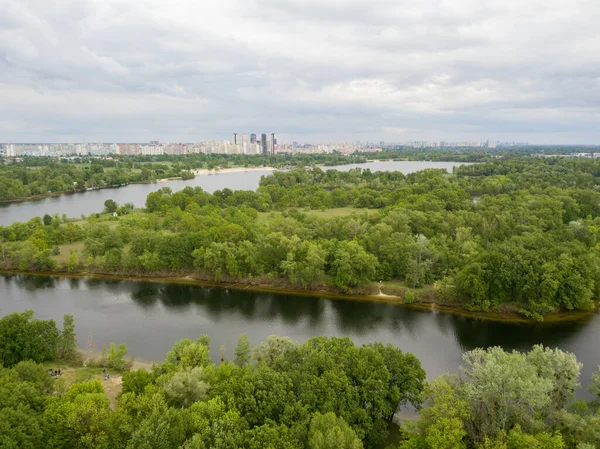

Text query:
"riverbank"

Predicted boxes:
[[0, 167, 279, 205], [192, 166, 277, 176], [1, 268, 596, 325]]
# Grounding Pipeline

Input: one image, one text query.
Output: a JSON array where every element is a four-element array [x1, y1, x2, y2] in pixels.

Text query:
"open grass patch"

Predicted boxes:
[[54, 242, 85, 264], [307, 207, 380, 218]]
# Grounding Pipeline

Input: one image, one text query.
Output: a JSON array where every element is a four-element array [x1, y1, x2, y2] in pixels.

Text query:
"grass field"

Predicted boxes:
[[307, 207, 380, 218], [257, 207, 380, 224], [54, 242, 85, 264]]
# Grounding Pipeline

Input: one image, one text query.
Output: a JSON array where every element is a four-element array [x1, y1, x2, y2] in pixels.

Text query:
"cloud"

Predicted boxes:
[[0, 0, 598, 143]]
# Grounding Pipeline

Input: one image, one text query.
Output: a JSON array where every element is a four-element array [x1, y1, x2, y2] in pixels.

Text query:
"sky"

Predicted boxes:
[[0, 0, 599, 144]]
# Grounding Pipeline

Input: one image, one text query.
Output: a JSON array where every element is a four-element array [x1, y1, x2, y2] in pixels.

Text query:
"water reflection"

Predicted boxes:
[[122, 280, 589, 354], [13, 274, 58, 291]]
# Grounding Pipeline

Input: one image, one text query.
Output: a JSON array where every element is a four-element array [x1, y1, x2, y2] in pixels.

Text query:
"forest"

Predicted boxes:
[[2, 156, 600, 317], [1, 311, 599, 449]]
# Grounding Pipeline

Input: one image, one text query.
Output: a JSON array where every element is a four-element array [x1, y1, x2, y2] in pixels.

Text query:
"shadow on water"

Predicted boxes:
[[69, 277, 81, 290], [127, 283, 328, 325], [449, 314, 594, 352], [123, 281, 593, 352], [13, 274, 58, 291]]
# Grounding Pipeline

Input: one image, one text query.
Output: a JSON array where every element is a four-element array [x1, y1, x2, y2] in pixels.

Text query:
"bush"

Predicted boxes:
[[86, 342, 132, 371]]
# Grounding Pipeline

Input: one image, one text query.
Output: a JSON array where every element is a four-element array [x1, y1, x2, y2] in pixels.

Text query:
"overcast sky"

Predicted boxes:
[[1, 0, 599, 144]]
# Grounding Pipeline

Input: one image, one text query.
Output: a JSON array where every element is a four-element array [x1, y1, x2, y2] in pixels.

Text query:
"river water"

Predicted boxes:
[[1, 275, 598, 398], [0, 161, 463, 226]]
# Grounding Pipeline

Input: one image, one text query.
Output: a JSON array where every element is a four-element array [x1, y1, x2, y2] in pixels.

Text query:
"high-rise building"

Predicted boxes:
[[270, 133, 277, 154], [261, 133, 267, 154], [232, 133, 239, 145], [250, 134, 257, 144]]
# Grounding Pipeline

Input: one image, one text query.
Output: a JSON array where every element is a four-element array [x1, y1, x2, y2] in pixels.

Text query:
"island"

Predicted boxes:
[[1, 153, 600, 322]]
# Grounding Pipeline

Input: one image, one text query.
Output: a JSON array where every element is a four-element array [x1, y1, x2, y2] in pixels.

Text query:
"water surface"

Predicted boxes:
[[1, 275, 597, 398]]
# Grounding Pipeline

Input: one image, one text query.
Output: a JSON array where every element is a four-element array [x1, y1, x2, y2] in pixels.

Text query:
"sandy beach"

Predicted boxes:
[[192, 166, 277, 176]]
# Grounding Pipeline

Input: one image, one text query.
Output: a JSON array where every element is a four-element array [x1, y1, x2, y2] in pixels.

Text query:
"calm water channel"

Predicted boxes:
[[0, 161, 464, 225], [1, 275, 599, 398]]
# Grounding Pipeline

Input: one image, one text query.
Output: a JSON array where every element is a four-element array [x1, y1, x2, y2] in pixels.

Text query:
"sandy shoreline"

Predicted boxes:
[[192, 166, 277, 176]]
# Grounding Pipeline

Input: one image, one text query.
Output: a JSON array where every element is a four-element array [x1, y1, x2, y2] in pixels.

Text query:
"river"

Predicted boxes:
[[0, 161, 464, 226], [1, 275, 598, 398]]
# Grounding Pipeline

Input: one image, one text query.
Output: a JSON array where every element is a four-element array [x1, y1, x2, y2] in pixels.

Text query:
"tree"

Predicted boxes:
[[108, 342, 129, 370], [234, 333, 252, 367], [590, 366, 600, 402], [526, 345, 581, 411], [308, 412, 363, 449], [399, 376, 469, 449], [252, 335, 297, 366], [368, 342, 426, 419], [0, 310, 59, 367], [330, 241, 378, 291], [122, 369, 154, 396], [104, 199, 118, 214], [0, 405, 44, 449], [162, 367, 209, 408], [66, 250, 79, 272], [43, 214, 53, 226], [126, 408, 188, 449], [44, 381, 114, 449], [57, 314, 77, 361], [460, 347, 556, 442]]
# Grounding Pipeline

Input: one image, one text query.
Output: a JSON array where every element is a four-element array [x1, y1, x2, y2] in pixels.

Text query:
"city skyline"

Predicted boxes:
[[1, 0, 599, 144], [1, 138, 534, 158]]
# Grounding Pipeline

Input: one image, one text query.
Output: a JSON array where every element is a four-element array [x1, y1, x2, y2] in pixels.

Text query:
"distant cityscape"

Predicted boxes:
[[0, 137, 525, 158]]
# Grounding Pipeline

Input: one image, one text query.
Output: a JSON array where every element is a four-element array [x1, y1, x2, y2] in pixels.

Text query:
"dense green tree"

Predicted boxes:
[[330, 241, 379, 291], [104, 199, 118, 214], [57, 314, 77, 361], [0, 310, 60, 367], [234, 333, 252, 368], [308, 412, 363, 449]]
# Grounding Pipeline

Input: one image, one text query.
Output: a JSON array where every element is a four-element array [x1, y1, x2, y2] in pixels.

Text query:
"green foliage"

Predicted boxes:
[[234, 333, 251, 368], [162, 367, 209, 408], [331, 240, 379, 291], [108, 342, 129, 370], [308, 412, 363, 449], [0, 310, 60, 367], [122, 369, 154, 396], [400, 376, 469, 449], [87, 342, 130, 370], [57, 314, 78, 361], [66, 250, 79, 272], [590, 366, 600, 400], [104, 199, 118, 214], [0, 326, 598, 449], [0, 405, 44, 449]]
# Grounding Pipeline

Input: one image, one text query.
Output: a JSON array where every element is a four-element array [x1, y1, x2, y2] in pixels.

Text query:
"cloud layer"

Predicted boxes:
[[1, 0, 599, 143]]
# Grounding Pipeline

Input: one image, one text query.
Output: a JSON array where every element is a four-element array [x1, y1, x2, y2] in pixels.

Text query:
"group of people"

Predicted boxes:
[[48, 368, 62, 378], [102, 368, 110, 380]]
